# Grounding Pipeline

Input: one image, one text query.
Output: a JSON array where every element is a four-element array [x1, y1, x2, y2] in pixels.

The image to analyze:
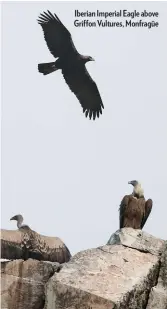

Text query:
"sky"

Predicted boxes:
[[1, 1, 167, 255]]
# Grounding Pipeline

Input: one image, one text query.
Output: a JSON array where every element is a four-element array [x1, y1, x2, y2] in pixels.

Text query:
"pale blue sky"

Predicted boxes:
[[1, 1, 167, 254]]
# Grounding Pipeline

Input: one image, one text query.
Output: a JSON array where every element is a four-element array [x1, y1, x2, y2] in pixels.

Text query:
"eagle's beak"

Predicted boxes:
[[128, 181, 133, 185], [91, 58, 95, 61]]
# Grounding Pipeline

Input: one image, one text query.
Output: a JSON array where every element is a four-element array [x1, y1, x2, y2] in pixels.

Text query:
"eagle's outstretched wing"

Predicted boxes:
[[37, 11, 78, 58], [62, 66, 104, 120]]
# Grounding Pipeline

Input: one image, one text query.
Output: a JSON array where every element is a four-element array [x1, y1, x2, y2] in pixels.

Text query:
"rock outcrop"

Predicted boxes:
[[107, 228, 164, 255], [1, 228, 167, 309], [147, 241, 167, 309], [1, 259, 57, 309]]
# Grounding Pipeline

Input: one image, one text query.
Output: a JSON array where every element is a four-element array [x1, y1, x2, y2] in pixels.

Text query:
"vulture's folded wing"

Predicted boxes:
[[38, 11, 78, 58], [62, 66, 104, 119], [141, 198, 153, 229], [119, 195, 129, 229]]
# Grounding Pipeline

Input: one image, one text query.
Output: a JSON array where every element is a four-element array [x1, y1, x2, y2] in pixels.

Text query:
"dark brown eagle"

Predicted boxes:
[[119, 180, 153, 229], [1, 214, 71, 263], [37, 11, 104, 120]]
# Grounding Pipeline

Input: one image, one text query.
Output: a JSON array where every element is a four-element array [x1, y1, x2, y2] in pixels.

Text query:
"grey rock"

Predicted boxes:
[[45, 232, 163, 309], [43, 261, 62, 273], [147, 241, 167, 309], [1, 259, 54, 309], [107, 227, 164, 256]]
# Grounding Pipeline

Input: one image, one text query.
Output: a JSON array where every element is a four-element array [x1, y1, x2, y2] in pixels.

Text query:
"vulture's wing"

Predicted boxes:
[[1, 228, 71, 263], [36, 234, 71, 263], [42, 244, 71, 263], [141, 198, 153, 229], [1, 229, 23, 260], [62, 66, 104, 119], [38, 11, 78, 58], [119, 195, 129, 229]]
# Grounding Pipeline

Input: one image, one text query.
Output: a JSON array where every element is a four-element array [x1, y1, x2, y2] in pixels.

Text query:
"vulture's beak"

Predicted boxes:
[[10, 216, 16, 221], [128, 180, 137, 187]]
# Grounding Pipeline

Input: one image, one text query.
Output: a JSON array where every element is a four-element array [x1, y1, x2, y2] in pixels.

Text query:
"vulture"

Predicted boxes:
[[1, 214, 71, 263], [119, 180, 153, 229], [37, 10, 104, 120]]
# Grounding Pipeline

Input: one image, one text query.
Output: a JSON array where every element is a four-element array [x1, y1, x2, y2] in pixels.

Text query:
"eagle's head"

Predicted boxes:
[[82, 55, 95, 64]]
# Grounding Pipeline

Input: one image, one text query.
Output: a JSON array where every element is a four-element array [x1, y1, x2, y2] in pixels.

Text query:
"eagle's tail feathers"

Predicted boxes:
[[38, 62, 58, 75]]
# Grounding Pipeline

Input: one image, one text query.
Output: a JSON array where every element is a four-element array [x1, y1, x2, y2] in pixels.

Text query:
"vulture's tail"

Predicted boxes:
[[38, 62, 58, 75]]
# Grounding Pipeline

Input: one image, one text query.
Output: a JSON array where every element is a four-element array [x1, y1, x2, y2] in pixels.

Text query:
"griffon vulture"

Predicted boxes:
[[119, 180, 153, 229], [1, 214, 71, 263], [37, 11, 104, 120]]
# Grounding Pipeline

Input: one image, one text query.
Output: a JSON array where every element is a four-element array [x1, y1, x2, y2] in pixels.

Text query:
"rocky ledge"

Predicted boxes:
[[1, 228, 167, 309]]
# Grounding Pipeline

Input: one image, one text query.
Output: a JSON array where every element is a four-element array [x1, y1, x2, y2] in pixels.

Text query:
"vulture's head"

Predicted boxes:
[[128, 180, 138, 187], [10, 214, 23, 222], [128, 180, 144, 197], [10, 214, 25, 229]]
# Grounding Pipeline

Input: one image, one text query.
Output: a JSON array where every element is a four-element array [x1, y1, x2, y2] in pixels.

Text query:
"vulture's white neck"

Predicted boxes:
[[133, 183, 144, 197], [17, 217, 24, 229]]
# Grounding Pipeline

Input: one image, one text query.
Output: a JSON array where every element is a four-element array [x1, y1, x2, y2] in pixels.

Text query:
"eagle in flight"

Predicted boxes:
[[37, 11, 104, 120], [119, 180, 153, 229]]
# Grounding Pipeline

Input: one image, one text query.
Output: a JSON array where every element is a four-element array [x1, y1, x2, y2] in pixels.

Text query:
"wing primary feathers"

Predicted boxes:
[[37, 16, 49, 24], [37, 11, 57, 24], [85, 110, 89, 117], [40, 13, 50, 20], [54, 12, 63, 23], [47, 10, 55, 20], [38, 11, 66, 27], [96, 111, 99, 118], [82, 108, 102, 120], [42, 10, 54, 21], [89, 110, 93, 120]]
